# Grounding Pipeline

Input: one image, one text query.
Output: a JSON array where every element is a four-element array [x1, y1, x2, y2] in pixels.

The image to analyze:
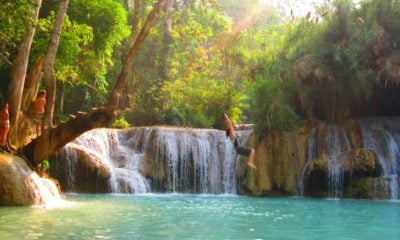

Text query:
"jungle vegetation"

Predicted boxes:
[[1, 0, 400, 159]]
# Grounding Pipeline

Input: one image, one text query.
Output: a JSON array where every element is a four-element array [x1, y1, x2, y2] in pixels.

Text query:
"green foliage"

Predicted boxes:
[[250, 73, 302, 135], [64, 0, 130, 92], [249, 0, 400, 136], [113, 117, 131, 129], [123, 1, 245, 128], [38, 159, 50, 172], [0, 0, 34, 64], [5, 0, 399, 137], [158, 76, 244, 128]]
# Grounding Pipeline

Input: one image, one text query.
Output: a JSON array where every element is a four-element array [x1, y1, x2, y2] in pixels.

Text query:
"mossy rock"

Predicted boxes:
[[344, 149, 381, 177]]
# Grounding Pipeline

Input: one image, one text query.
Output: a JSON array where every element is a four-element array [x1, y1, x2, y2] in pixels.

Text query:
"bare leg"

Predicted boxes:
[[0, 128, 4, 146], [36, 124, 41, 137], [3, 126, 9, 146], [247, 149, 257, 169], [224, 113, 235, 141]]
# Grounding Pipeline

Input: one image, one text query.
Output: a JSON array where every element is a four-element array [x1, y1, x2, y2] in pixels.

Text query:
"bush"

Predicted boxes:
[[112, 117, 131, 129]]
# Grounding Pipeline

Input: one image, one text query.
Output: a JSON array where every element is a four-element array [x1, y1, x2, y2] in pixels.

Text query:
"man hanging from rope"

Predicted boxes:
[[224, 113, 257, 169]]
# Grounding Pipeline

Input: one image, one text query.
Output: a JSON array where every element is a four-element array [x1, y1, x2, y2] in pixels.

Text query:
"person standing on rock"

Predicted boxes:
[[0, 103, 10, 147], [224, 113, 257, 169], [33, 90, 46, 137]]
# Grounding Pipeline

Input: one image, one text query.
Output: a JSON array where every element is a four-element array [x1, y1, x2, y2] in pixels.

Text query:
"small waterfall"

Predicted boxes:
[[298, 127, 318, 196], [223, 138, 237, 194], [26, 174, 65, 208], [58, 127, 246, 195], [63, 129, 150, 194], [298, 125, 352, 198], [6, 156, 66, 208], [119, 127, 240, 194], [360, 119, 400, 200], [324, 125, 352, 198], [62, 144, 77, 191]]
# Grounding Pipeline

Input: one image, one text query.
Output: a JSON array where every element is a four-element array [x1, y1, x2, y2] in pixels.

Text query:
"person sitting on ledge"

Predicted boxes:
[[224, 113, 257, 169]]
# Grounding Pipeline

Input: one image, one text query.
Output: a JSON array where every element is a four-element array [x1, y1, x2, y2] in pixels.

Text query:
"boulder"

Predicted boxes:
[[344, 149, 382, 177], [0, 153, 61, 206], [50, 144, 111, 193]]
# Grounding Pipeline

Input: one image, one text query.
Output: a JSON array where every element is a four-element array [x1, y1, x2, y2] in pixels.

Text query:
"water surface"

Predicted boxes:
[[0, 194, 399, 240]]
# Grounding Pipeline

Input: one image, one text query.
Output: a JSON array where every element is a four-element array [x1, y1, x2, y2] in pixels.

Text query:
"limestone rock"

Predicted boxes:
[[50, 144, 111, 193], [344, 149, 381, 176], [0, 153, 61, 206]]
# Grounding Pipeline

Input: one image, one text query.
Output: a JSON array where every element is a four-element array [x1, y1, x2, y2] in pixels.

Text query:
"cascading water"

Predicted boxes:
[[298, 127, 318, 196], [1, 154, 67, 208], [298, 125, 352, 198], [26, 173, 66, 208], [61, 129, 150, 194], [324, 125, 352, 198], [119, 127, 241, 194], [58, 127, 246, 195], [360, 118, 400, 200], [299, 119, 400, 200]]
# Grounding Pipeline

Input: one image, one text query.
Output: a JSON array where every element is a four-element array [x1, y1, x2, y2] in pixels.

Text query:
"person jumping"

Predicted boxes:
[[224, 113, 257, 169]]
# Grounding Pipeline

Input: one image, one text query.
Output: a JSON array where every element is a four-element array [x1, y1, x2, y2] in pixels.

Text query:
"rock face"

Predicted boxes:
[[0, 153, 62, 206], [49, 117, 400, 200], [50, 143, 111, 193], [238, 130, 308, 196], [244, 118, 400, 199]]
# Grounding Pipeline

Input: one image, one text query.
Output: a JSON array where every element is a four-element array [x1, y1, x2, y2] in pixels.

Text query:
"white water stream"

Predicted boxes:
[[60, 127, 251, 194]]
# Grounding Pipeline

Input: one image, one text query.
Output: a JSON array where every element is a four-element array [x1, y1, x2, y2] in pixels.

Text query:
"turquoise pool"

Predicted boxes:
[[0, 194, 399, 239]]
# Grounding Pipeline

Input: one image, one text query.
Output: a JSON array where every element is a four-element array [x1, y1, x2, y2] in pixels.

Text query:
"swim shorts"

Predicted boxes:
[[234, 138, 252, 156], [33, 111, 44, 124]]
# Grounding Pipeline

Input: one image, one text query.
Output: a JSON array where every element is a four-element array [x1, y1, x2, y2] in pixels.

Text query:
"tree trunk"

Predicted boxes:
[[108, 0, 168, 111], [55, 81, 65, 124], [119, 0, 142, 109], [22, 108, 116, 165], [6, 0, 42, 140], [132, 0, 142, 39], [22, 0, 168, 166], [42, 0, 69, 131], [159, 0, 174, 82], [21, 55, 45, 112]]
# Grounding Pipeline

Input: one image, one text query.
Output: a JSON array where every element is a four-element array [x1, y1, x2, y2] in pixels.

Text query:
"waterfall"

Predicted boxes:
[[2, 155, 66, 208], [297, 119, 400, 199], [26, 173, 66, 209], [58, 127, 246, 195], [62, 144, 77, 192], [360, 119, 400, 200], [298, 127, 318, 196], [119, 127, 240, 194], [324, 125, 352, 198], [298, 125, 352, 198], [62, 129, 150, 194]]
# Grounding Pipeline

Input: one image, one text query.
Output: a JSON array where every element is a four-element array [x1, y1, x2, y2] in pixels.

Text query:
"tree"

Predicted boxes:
[[42, 0, 70, 130], [109, 0, 168, 110], [5, 0, 42, 146], [22, 0, 168, 165]]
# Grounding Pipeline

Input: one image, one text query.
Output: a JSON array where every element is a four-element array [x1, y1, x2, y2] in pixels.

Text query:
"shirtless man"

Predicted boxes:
[[224, 113, 257, 169], [0, 104, 10, 147], [33, 90, 46, 136]]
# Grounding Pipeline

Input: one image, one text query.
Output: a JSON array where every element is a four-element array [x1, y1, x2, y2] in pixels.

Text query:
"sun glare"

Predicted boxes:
[[260, 0, 328, 16]]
